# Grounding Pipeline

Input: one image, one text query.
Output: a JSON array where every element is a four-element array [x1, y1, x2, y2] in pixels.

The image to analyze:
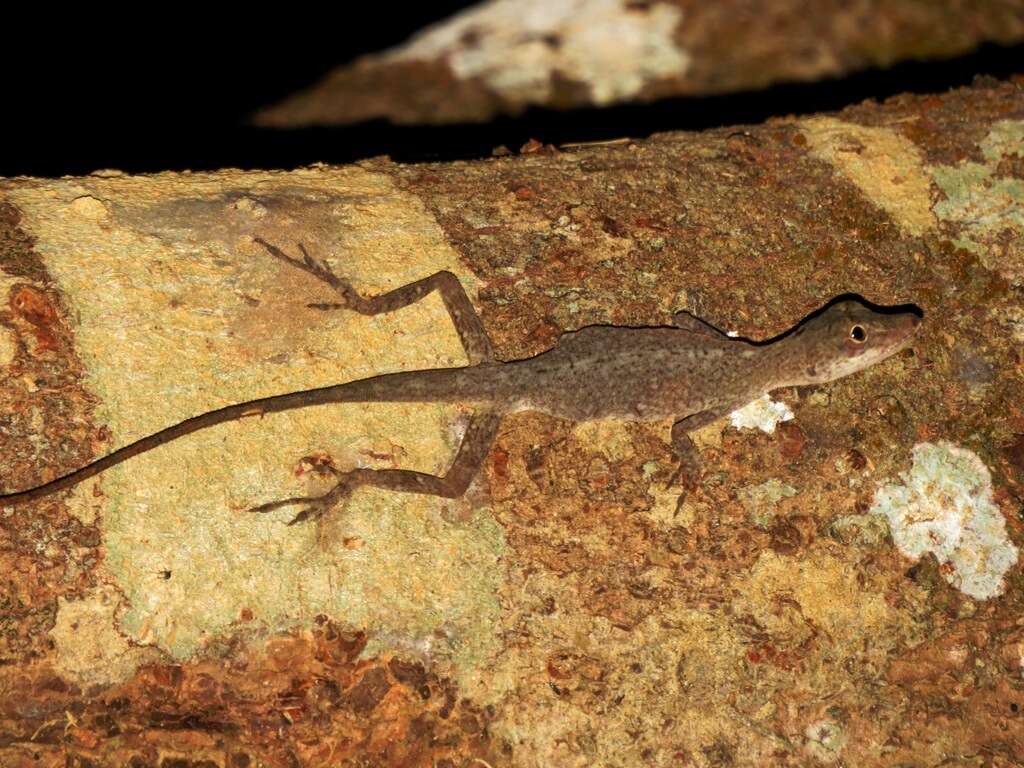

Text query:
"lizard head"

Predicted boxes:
[[783, 297, 921, 386]]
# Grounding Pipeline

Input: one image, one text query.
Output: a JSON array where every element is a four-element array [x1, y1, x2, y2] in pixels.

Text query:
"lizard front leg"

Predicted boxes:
[[251, 409, 502, 525], [254, 238, 492, 365], [667, 408, 728, 488]]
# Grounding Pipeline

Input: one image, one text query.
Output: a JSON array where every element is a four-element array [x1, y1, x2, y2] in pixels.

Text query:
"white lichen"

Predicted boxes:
[[391, 0, 690, 107], [870, 441, 1018, 600], [804, 719, 845, 763], [730, 394, 794, 434]]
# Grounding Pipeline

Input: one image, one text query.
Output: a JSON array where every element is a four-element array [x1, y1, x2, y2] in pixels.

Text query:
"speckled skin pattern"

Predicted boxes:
[[339, 298, 921, 420]]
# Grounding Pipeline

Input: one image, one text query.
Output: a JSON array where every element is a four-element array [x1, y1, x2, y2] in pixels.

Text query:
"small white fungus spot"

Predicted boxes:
[[870, 441, 1018, 600], [730, 395, 794, 434]]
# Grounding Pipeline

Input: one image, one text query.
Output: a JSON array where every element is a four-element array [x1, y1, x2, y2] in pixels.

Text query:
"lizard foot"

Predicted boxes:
[[665, 450, 700, 490], [253, 237, 358, 310], [666, 460, 698, 519], [250, 476, 356, 526]]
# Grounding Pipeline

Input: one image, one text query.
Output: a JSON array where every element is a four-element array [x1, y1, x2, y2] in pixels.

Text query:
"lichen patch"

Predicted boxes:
[[737, 478, 799, 528], [484, 594, 762, 767], [731, 551, 903, 655], [980, 119, 1024, 163], [0, 324, 16, 367], [870, 441, 1018, 600], [930, 120, 1024, 286], [391, 0, 690, 107], [730, 394, 794, 433], [805, 718, 846, 764]]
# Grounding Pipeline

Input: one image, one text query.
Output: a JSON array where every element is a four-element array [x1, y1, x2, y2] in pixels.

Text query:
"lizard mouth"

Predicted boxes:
[[880, 311, 922, 355], [900, 310, 923, 340]]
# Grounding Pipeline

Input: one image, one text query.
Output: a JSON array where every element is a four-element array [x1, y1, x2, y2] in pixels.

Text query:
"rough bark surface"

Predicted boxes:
[[1, 78, 1023, 766], [255, 0, 1024, 126]]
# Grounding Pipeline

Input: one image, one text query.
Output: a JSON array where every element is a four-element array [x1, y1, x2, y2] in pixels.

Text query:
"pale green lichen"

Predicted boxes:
[[737, 478, 798, 528], [930, 120, 1024, 285], [931, 164, 1024, 253], [981, 119, 1024, 163], [870, 441, 1018, 600], [828, 512, 890, 548]]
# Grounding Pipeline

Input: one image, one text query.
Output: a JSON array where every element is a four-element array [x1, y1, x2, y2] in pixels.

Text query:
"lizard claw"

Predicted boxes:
[[285, 505, 324, 526], [297, 242, 319, 271]]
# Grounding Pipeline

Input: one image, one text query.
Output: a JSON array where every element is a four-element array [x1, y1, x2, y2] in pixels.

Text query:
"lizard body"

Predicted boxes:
[[0, 239, 920, 522]]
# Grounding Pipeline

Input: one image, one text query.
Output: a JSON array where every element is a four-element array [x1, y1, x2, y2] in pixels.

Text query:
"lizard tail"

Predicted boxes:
[[0, 366, 493, 506]]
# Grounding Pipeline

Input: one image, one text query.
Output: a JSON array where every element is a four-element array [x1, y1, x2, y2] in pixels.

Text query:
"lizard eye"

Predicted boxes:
[[849, 325, 867, 343]]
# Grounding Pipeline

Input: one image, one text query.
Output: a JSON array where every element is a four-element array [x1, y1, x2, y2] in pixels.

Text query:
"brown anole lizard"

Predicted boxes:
[[0, 238, 921, 523]]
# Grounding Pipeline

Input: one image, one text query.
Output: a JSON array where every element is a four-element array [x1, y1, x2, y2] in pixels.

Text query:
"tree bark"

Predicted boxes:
[[256, 0, 1024, 126], [1, 78, 1023, 766]]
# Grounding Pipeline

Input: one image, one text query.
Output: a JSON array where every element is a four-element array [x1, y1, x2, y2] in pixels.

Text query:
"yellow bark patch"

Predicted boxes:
[[730, 550, 911, 664], [801, 117, 936, 237], [10, 167, 505, 685], [49, 585, 162, 687]]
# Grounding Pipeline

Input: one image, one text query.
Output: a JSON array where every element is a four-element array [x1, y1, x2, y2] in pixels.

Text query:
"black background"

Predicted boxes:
[[3, 8, 1021, 178]]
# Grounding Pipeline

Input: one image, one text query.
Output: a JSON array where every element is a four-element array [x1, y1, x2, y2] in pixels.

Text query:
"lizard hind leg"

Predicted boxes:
[[251, 409, 502, 526], [253, 238, 493, 365]]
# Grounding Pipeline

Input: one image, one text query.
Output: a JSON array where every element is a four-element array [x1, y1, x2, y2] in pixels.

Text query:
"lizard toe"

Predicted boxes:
[[250, 495, 311, 514], [286, 506, 319, 526], [253, 476, 356, 524]]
